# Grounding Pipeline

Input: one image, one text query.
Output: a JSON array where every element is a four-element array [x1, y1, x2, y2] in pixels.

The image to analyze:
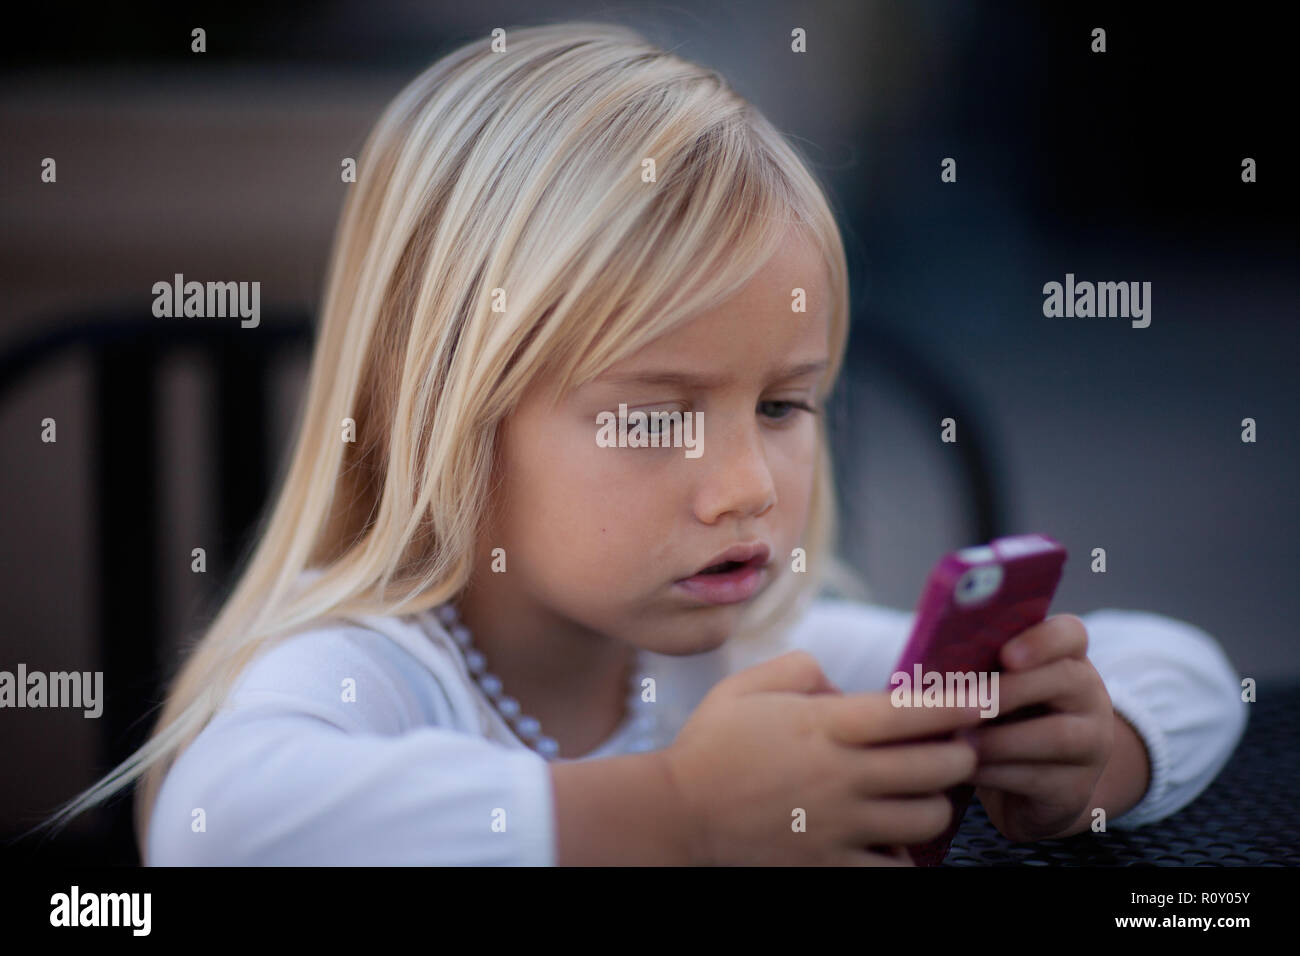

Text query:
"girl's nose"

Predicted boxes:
[[691, 421, 777, 523]]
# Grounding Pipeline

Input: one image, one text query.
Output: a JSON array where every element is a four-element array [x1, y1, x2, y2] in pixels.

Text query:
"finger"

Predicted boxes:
[[866, 844, 916, 867], [826, 692, 985, 746], [965, 714, 1102, 765], [721, 650, 837, 697], [1000, 614, 1088, 671], [836, 846, 914, 867], [853, 739, 978, 796], [986, 657, 1097, 717], [846, 794, 956, 845], [972, 762, 1071, 799]]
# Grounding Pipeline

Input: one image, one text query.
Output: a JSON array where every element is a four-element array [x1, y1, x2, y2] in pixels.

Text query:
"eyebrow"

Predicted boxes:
[[597, 358, 829, 389]]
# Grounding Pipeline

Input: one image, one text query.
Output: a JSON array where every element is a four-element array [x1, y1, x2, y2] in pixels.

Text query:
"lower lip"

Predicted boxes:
[[674, 561, 767, 605]]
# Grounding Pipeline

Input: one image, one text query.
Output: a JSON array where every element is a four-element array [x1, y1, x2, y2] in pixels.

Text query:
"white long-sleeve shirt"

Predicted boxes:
[[145, 596, 1248, 865]]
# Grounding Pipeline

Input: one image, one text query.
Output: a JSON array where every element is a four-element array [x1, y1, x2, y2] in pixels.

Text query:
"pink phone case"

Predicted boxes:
[[886, 533, 1067, 865]]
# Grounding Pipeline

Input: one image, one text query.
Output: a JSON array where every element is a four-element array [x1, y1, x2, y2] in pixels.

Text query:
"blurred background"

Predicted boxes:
[[1, 1, 1294, 862]]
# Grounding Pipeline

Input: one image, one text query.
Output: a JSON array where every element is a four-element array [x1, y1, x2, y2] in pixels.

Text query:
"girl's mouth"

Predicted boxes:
[[675, 554, 768, 605]]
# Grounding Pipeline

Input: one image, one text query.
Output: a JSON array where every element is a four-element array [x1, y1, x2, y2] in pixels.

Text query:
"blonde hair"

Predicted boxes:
[[30, 20, 864, 861]]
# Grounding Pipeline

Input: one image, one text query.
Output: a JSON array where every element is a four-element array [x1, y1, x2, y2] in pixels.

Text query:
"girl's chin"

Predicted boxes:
[[647, 622, 735, 657]]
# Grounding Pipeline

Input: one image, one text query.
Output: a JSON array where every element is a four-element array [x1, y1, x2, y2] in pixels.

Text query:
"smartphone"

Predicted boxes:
[[885, 533, 1068, 866]]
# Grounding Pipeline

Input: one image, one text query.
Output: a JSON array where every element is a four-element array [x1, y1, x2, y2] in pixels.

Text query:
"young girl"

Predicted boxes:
[[39, 22, 1245, 866]]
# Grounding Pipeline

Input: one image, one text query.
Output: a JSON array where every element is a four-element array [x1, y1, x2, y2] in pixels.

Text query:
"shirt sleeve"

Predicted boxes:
[[145, 628, 556, 866], [778, 599, 1248, 830], [1079, 608, 1248, 830], [777, 597, 915, 693]]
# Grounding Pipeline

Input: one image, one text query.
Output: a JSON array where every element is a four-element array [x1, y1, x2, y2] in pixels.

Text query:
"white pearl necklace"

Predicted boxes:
[[432, 603, 657, 760]]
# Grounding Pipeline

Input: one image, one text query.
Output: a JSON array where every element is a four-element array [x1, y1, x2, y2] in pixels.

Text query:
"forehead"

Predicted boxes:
[[600, 235, 832, 378]]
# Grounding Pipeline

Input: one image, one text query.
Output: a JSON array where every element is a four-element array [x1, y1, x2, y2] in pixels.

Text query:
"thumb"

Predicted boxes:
[[720, 650, 837, 697]]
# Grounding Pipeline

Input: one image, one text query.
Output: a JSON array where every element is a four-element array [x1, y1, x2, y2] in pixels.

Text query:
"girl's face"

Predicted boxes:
[[481, 231, 832, 657]]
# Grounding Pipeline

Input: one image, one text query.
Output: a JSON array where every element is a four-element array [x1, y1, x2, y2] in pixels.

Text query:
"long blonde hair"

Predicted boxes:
[[31, 20, 862, 861]]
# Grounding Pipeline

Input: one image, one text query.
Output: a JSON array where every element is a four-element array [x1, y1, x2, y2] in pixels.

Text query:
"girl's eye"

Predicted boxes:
[[619, 407, 684, 435], [759, 400, 817, 422]]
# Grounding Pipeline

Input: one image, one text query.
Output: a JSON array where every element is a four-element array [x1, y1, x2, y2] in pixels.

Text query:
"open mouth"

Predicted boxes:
[[682, 541, 771, 581], [697, 559, 748, 575], [675, 543, 771, 606]]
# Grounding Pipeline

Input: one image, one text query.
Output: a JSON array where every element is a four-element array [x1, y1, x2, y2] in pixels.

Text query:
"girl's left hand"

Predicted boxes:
[[966, 614, 1115, 843]]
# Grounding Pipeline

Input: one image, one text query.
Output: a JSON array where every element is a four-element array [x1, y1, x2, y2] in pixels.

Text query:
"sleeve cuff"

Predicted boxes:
[[1103, 681, 1174, 829]]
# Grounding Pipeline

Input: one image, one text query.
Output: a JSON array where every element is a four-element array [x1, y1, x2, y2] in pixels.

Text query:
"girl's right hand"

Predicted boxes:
[[660, 649, 985, 866]]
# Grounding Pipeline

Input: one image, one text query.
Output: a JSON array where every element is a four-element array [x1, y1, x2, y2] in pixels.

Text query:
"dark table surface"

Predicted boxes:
[[944, 682, 1299, 866]]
